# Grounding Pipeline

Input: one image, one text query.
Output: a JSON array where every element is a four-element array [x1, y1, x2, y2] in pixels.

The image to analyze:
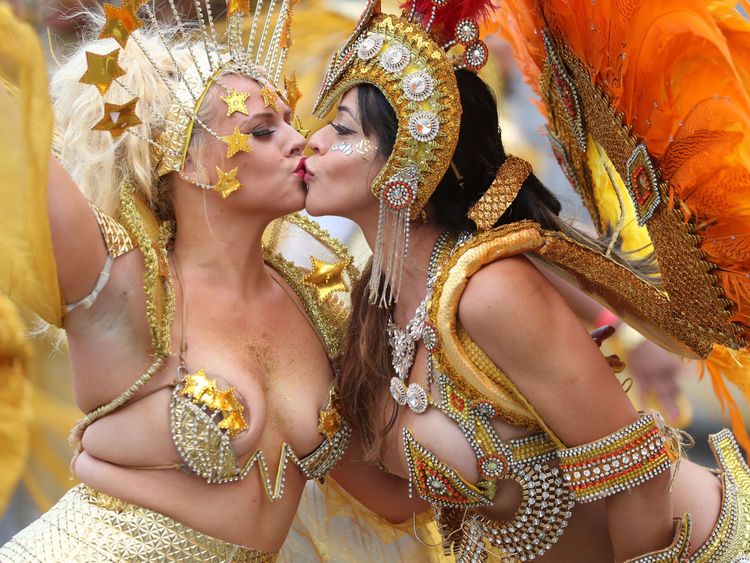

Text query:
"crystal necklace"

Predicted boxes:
[[387, 230, 453, 414]]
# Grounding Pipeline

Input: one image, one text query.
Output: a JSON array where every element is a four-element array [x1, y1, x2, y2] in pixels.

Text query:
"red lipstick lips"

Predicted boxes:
[[294, 157, 307, 178]]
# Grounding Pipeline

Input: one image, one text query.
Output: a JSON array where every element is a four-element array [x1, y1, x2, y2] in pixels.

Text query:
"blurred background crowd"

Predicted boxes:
[[0, 0, 746, 545]]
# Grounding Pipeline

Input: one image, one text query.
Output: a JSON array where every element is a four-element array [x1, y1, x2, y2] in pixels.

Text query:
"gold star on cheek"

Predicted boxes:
[[79, 49, 126, 95], [213, 166, 244, 198], [259, 85, 279, 112], [92, 97, 142, 138], [221, 89, 250, 116], [303, 256, 350, 301], [99, 3, 141, 49], [283, 73, 302, 114], [221, 127, 252, 158]]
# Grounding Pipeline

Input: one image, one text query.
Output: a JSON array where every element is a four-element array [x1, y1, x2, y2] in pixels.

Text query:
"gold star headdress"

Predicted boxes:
[[78, 0, 298, 195], [313, 0, 496, 306]]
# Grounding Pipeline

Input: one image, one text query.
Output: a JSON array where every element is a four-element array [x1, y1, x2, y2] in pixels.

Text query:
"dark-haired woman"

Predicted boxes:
[[305, 30, 750, 563]]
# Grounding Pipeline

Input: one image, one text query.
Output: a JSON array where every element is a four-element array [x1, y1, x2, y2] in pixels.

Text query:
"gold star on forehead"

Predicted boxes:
[[303, 256, 350, 302], [222, 127, 252, 158], [221, 89, 250, 116], [92, 97, 141, 138], [213, 166, 244, 198], [283, 73, 302, 114], [259, 84, 279, 112], [99, 3, 141, 49], [79, 49, 125, 95]]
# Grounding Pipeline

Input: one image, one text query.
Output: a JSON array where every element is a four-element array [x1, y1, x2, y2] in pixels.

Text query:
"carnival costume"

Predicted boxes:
[[0, 0, 359, 558], [314, 0, 750, 560]]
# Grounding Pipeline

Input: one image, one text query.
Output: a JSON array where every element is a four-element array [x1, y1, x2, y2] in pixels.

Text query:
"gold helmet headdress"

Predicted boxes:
[[313, 0, 496, 306], [79, 0, 298, 197]]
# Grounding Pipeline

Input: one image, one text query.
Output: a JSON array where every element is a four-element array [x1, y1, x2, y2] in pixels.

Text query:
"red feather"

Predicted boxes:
[[401, 0, 497, 44]]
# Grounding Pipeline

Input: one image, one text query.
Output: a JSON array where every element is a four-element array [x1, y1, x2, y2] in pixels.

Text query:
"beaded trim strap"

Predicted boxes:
[[558, 412, 675, 503]]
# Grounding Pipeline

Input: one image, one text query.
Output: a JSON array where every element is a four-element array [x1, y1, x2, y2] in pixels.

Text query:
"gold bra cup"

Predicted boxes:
[[169, 367, 250, 484]]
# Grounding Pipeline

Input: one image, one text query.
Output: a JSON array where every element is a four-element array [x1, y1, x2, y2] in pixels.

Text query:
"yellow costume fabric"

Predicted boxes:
[[280, 480, 450, 562], [0, 484, 276, 562], [0, 4, 62, 327]]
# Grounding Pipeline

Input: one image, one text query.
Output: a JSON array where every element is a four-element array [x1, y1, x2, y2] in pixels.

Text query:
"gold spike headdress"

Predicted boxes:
[[313, 0, 495, 306], [79, 0, 297, 196]]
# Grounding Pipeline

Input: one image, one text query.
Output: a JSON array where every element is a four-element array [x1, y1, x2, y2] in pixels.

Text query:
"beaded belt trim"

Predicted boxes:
[[559, 412, 673, 503], [623, 514, 692, 563]]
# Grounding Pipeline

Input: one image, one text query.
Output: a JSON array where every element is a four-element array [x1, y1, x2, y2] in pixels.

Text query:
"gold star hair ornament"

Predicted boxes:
[[303, 256, 351, 302], [78, 0, 297, 183], [79, 48, 126, 95], [213, 166, 244, 198], [283, 73, 302, 114], [222, 89, 250, 116], [92, 97, 142, 138], [260, 84, 279, 112], [99, 3, 142, 49], [313, 0, 495, 306], [222, 127, 252, 158]]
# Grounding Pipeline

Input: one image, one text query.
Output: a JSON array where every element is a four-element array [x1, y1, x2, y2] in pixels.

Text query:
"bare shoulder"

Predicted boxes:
[[459, 255, 563, 332]]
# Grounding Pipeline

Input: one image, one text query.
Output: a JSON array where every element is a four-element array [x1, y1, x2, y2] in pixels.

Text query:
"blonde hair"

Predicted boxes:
[[50, 11, 203, 216]]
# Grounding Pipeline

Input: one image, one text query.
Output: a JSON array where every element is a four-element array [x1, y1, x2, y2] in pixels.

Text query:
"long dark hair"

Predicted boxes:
[[340, 70, 563, 459]]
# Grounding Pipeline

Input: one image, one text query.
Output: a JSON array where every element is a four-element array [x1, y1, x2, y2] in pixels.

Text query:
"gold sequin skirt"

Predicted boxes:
[[0, 484, 276, 562]]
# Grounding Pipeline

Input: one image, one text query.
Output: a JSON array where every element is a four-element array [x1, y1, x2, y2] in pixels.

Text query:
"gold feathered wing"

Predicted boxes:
[[496, 0, 750, 449]]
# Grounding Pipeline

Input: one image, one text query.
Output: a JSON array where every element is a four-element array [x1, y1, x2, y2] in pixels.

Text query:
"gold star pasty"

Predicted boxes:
[[99, 3, 141, 49], [222, 89, 250, 116], [181, 368, 217, 404], [303, 256, 350, 301], [79, 49, 126, 95], [318, 408, 343, 439], [213, 166, 244, 198], [259, 85, 279, 112], [92, 97, 142, 138], [218, 409, 249, 438], [222, 127, 252, 158]]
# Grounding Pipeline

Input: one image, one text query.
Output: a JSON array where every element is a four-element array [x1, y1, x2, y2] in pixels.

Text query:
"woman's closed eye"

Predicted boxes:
[[330, 122, 354, 136], [251, 127, 275, 138]]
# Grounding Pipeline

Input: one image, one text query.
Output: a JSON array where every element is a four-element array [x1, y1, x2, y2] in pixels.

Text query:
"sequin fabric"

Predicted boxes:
[[0, 485, 276, 562]]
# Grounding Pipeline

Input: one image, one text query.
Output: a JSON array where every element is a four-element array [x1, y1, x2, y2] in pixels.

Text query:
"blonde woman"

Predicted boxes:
[[0, 3, 369, 559]]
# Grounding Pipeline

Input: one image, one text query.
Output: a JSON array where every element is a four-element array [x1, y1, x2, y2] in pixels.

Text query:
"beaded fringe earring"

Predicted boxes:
[[368, 164, 420, 307]]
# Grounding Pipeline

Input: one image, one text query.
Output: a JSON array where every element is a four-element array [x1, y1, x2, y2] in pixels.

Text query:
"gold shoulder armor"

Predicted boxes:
[[263, 214, 358, 361], [429, 221, 568, 445], [90, 204, 136, 258]]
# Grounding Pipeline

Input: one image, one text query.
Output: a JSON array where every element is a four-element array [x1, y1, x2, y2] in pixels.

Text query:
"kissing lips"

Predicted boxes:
[[294, 157, 307, 179]]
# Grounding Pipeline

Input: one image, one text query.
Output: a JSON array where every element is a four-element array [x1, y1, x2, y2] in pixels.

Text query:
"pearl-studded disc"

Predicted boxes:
[[455, 18, 479, 45], [478, 454, 508, 480], [422, 322, 439, 352], [408, 111, 440, 142], [464, 40, 489, 71], [402, 71, 435, 102], [406, 382, 429, 413], [382, 180, 416, 210], [357, 33, 384, 60], [390, 377, 408, 405], [380, 43, 411, 73]]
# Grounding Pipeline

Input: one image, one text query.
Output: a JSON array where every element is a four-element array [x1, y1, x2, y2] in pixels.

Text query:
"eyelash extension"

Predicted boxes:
[[251, 128, 275, 137], [330, 122, 353, 135]]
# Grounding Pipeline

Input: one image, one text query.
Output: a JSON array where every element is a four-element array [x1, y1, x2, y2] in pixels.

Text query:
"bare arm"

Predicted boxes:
[[331, 431, 430, 524], [46, 154, 109, 311], [458, 256, 673, 561]]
